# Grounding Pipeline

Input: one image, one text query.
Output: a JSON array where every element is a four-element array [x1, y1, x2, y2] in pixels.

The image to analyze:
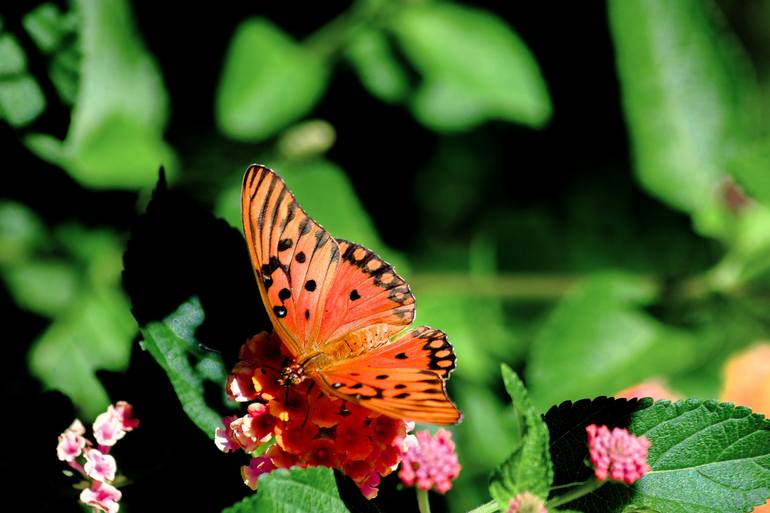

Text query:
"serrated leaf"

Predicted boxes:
[[527, 274, 699, 412], [545, 398, 770, 513], [139, 297, 228, 437], [216, 18, 329, 141], [393, 3, 551, 131], [608, 0, 757, 218], [489, 365, 553, 507], [222, 467, 349, 513]]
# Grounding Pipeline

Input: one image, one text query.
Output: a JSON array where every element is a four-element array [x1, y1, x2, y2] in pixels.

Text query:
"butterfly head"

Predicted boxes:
[[278, 362, 306, 386]]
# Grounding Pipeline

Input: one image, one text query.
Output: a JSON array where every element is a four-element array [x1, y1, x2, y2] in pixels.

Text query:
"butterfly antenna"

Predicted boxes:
[[197, 343, 221, 355]]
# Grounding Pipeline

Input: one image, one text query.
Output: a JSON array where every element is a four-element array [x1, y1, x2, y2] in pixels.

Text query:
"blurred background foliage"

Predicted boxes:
[[5, 0, 770, 512]]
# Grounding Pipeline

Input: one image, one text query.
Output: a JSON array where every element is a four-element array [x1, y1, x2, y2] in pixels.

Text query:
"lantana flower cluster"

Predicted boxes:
[[216, 331, 412, 498], [56, 401, 139, 513], [586, 424, 650, 484], [399, 429, 461, 493], [507, 492, 548, 513]]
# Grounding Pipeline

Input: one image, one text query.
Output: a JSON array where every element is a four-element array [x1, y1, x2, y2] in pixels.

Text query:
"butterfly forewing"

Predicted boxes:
[[242, 165, 341, 357], [242, 165, 461, 425]]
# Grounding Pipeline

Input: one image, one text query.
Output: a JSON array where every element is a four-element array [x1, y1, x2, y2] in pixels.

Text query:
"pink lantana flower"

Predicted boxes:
[[80, 481, 122, 513], [507, 492, 548, 513], [586, 424, 650, 484], [399, 429, 461, 493], [110, 401, 140, 431], [57, 425, 87, 462], [93, 411, 126, 447], [84, 448, 118, 482], [241, 456, 276, 490], [215, 416, 240, 453]]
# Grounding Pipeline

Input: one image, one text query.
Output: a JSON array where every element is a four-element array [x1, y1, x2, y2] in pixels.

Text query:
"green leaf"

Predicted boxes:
[[23, 3, 70, 53], [608, 0, 757, 217], [345, 29, 409, 103], [0, 32, 45, 127], [0, 201, 47, 264], [25, 227, 136, 417], [29, 286, 136, 417], [25, 0, 177, 188], [393, 3, 551, 131], [140, 298, 228, 437], [545, 398, 770, 513], [222, 467, 349, 513], [527, 274, 699, 412], [490, 365, 553, 508], [216, 18, 329, 141], [3, 259, 78, 316]]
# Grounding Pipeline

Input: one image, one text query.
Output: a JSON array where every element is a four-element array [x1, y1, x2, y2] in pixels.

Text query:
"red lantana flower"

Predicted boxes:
[[217, 331, 412, 498]]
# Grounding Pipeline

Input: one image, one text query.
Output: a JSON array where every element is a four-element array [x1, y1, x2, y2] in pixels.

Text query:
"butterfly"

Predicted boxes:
[[241, 164, 461, 425]]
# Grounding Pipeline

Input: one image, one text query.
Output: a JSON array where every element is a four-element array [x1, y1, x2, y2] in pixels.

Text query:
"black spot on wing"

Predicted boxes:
[[278, 288, 291, 301], [305, 280, 317, 292], [350, 289, 361, 301], [273, 305, 287, 318], [278, 238, 293, 251], [295, 252, 306, 263]]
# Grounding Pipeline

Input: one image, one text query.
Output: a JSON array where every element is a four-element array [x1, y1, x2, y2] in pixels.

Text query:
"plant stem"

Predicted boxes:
[[417, 489, 432, 513], [304, 0, 392, 61], [466, 499, 499, 513], [546, 479, 606, 509]]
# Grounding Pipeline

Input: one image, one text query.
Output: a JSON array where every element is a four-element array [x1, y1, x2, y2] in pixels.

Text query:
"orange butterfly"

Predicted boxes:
[[241, 164, 461, 425]]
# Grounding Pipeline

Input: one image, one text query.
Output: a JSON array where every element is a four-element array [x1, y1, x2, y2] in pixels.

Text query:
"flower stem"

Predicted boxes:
[[466, 499, 499, 513], [546, 479, 606, 509], [417, 489, 432, 513]]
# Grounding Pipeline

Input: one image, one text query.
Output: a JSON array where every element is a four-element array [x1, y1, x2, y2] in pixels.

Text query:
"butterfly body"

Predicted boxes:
[[242, 164, 461, 425]]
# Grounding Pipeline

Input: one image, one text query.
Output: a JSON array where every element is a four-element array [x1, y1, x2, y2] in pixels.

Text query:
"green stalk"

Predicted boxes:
[[546, 479, 606, 509], [417, 489, 432, 513]]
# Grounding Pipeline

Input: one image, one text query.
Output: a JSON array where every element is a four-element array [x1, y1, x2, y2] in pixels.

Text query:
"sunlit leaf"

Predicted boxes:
[[345, 29, 409, 103], [25, 0, 177, 188], [609, 0, 757, 218], [0, 201, 47, 264], [3, 260, 78, 317], [222, 467, 349, 513], [0, 33, 45, 126], [527, 273, 699, 411], [490, 365, 553, 508], [394, 3, 551, 131], [29, 287, 135, 418], [216, 18, 329, 141]]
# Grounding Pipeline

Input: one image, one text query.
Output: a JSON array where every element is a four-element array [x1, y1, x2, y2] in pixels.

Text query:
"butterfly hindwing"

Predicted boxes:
[[314, 326, 460, 425]]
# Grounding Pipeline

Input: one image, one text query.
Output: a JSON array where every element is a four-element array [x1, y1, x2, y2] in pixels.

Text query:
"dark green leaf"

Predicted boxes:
[[490, 365, 553, 507], [394, 3, 551, 131], [545, 398, 770, 513], [139, 298, 228, 437], [222, 467, 349, 513], [216, 18, 329, 141]]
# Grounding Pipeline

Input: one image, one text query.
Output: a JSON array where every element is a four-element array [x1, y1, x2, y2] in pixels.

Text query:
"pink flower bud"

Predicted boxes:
[[83, 448, 117, 482], [57, 427, 87, 462], [110, 401, 140, 431], [586, 424, 650, 484], [507, 492, 548, 513], [214, 416, 240, 453], [80, 481, 122, 513], [241, 456, 276, 490], [398, 429, 461, 494]]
